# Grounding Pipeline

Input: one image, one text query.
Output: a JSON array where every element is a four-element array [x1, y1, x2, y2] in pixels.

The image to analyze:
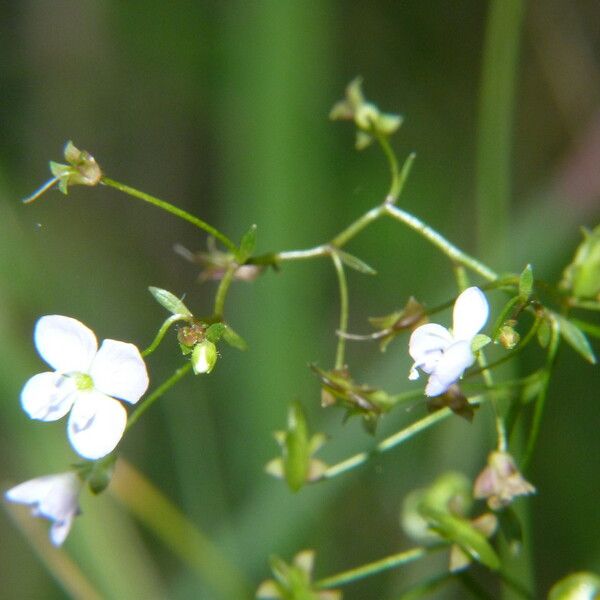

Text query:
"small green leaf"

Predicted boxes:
[[518, 264, 534, 301], [335, 249, 377, 275], [537, 318, 551, 348], [205, 322, 226, 343], [236, 224, 257, 263], [555, 314, 597, 364], [149, 287, 193, 317], [422, 508, 500, 571], [222, 324, 247, 350]]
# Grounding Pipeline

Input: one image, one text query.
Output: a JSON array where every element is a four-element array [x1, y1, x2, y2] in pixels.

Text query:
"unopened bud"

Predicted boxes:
[[191, 340, 217, 374], [498, 324, 520, 350]]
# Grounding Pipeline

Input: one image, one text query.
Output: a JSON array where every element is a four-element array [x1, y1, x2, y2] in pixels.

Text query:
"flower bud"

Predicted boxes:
[[474, 451, 535, 510], [191, 340, 217, 374], [560, 225, 600, 300], [498, 323, 520, 350]]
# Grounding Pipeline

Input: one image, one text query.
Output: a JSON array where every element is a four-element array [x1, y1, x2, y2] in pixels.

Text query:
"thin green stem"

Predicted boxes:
[[374, 130, 401, 200], [213, 263, 237, 318], [522, 318, 560, 469], [322, 396, 486, 480], [316, 546, 441, 589], [101, 177, 238, 254], [384, 204, 498, 281], [142, 314, 189, 357], [276, 245, 329, 262], [331, 206, 385, 248], [126, 363, 192, 431], [331, 252, 349, 370]]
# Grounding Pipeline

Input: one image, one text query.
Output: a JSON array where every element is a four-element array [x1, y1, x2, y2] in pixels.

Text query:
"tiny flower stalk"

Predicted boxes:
[[266, 403, 327, 492]]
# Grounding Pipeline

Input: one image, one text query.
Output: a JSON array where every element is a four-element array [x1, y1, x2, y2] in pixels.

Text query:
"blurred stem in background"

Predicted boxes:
[[476, 1, 528, 598]]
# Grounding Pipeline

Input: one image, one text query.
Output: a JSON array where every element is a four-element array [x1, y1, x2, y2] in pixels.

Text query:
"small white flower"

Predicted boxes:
[[408, 287, 489, 397], [21, 315, 149, 460], [5, 472, 82, 546]]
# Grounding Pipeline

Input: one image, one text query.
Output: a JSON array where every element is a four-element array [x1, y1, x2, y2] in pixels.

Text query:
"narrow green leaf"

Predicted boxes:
[[422, 509, 500, 571], [569, 318, 600, 340], [555, 314, 597, 364], [236, 224, 257, 263], [148, 286, 193, 317], [518, 264, 533, 301], [336, 249, 377, 275], [222, 324, 247, 350]]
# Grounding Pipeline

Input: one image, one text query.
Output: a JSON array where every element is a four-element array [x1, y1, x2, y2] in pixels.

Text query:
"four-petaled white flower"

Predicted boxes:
[[21, 315, 149, 460], [408, 287, 489, 397], [5, 472, 82, 546]]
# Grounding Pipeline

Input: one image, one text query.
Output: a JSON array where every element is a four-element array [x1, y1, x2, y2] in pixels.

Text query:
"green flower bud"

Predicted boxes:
[[561, 225, 600, 300], [191, 340, 217, 374]]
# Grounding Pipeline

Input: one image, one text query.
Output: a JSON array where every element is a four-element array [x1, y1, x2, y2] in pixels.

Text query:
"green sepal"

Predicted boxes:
[[335, 249, 377, 275], [537, 317, 551, 348], [236, 223, 257, 263], [421, 508, 500, 571], [518, 264, 534, 302], [555, 314, 597, 364], [222, 324, 247, 350], [205, 322, 226, 343], [148, 286, 193, 317], [86, 455, 117, 495]]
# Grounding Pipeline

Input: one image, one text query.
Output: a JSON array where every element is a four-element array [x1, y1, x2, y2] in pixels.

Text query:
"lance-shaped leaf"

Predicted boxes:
[[236, 223, 257, 263], [335, 249, 377, 275], [265, 403, 327, 492], [148, 286, 193, 317], [421, 507, 500, 571], [518, 264, 534, 302], [555, 314, 597, 364], [222, 323, 247, 351]]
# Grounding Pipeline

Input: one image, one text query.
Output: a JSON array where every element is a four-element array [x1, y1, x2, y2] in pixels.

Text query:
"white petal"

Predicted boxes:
[[408, 323, 453, 374], [67, 391, 127, 460], [20, 372, 77, 422], [5, 475, 58, 505], [34, 316, 98, 373], [89, 340, 149, 404], [49, 514, 76, 546], [425, 340, 474, 396], [452, 287, 489, 341]]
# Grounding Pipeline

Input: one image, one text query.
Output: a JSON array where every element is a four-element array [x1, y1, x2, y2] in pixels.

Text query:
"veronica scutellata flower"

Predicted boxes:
[[21, 315, 149, 460]]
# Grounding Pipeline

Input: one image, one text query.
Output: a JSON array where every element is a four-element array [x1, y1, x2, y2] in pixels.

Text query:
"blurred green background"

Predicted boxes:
[[1, 1, 599, 598]]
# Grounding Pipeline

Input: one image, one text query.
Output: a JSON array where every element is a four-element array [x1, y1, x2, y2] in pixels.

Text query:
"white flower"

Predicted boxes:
[[408, 287, 489, 397], [21, 315, 149, 460], [5, 472, 82, 546]]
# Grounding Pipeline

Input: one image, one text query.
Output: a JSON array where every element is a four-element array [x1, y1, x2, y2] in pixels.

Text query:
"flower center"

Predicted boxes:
[[73, 373, 94, 391]]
